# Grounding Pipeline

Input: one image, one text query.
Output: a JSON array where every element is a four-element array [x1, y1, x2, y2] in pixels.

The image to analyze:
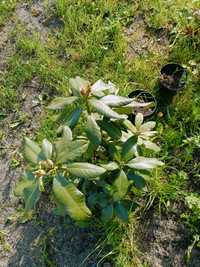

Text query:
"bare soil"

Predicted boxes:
[[125, 14, 169, 60], [140, 206, 200, 267]]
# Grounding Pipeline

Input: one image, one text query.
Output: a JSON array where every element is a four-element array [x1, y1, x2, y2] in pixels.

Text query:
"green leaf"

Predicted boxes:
[[128, 172, 145, 189], [135, 113, 143, 128], [98, 120, 122, 139], [116, 102, 153, 115], [114, 106, 134, 115], [140, 121, 156, 132], [62, 126, 73, 141], [85, 115, 101, 146], [126, 157, 164, 169], [123, 119, 137, 133], [113, 170, 129, 201], [101, 204, 113, 222], [69, 76, 90, 96], [24, 182, 41, 212], [100, 162, 119, 171], [85, 142, 96, 160], [89, 99, 127, 120], [14, 171, 35, 196], [48, 96, 78, 110], [143, 140, 160, 152], [122, 136, 138, 160], [114, 201, 128, 223], [67, 163, 106, 179], [65, 107, 82, 128], [87, 193, 98, 208], [42, 139, 53, 159], [91, 80, 117, 97], [23, 137, 43, 165], [100, 95, 133, 107], [53, 175, 91, 221], [97, 192, 109, 208], [56, 138, 88, 163], [108, 143, 121, 162]]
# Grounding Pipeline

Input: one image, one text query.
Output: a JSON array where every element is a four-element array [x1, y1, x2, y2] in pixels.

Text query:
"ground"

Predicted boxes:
[[0, 0, 200, 267]]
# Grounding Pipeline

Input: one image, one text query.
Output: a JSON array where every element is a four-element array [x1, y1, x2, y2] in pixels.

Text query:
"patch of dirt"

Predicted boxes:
[[140, 207, 200, 267], [4, 213, 100, 267], [0, 78, 43, 202], [0, 77, 43, 266], [15, 2, 48, 42], [125, 14, 169, 60], [0, 20, 16, 71], [0, 1, 48, 71]]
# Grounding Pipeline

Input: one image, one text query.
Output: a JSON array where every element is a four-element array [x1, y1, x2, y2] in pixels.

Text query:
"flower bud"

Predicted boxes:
[[34, 169, 46, 177], [80, 84, 91, 96]]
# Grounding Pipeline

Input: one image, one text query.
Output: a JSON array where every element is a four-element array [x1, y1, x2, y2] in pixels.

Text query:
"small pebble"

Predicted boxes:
[[31, 8, 41, 17]]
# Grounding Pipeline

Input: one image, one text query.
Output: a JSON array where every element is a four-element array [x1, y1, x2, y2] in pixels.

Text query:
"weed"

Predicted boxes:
[[0, 0, 16, 27]]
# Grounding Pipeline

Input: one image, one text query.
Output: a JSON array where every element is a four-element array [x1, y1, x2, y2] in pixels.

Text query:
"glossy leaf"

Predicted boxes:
[[114, 106, 133, 115], [24, 182, 41, 212], [65, 107, 82, 128], [135, 113, 143, 128], [140, 121, 156, 132], [101, 204, 113, 222], [85, 115, 101, 146], [87, 193, 98, 208], [67, 163, 106, 179], [23, 137, 43, 165], [53, 175, 91, 221], [62, 126, 73, 141], [100, 95, 133, 107], [48, 96, 78, 110], [14, 171, 35, 196], [124, 101, 153, 108], [42, 139, 53, 159], [100, 162, 119, 171], [114, 201, 128, 223], [91, 80, 117, 97], [127, 157, 164, 169], [89, 99, 127, 120], [123, 119, 137, 133], [128, 172, 145, 189], [113, 170, 129, 201], [108, 143, 121, 162], [143, 140, 160, 152], [56, 137, 88, 163], [122, 136, 138, 159], [115, 101, 153, 115], [98, 120, 122, 140]]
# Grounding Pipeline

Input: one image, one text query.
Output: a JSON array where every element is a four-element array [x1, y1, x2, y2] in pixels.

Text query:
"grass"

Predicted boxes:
[[0, 0, 17, 28], [0, 0, 200, 266]]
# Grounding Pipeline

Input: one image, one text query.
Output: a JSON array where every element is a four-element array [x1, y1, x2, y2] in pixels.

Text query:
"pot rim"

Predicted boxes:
[[160, 63, 187, 91], [160, 62, 186, 74], [128, 89, 157, 117]]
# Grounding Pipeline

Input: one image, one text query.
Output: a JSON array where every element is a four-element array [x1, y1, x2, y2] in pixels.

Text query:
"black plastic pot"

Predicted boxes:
[[159, 63, 187, 93], [128, 89, 157, 118]]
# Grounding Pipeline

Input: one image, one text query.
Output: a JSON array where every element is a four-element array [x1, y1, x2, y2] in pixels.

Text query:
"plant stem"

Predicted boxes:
[[86, 100, 91, 114]]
